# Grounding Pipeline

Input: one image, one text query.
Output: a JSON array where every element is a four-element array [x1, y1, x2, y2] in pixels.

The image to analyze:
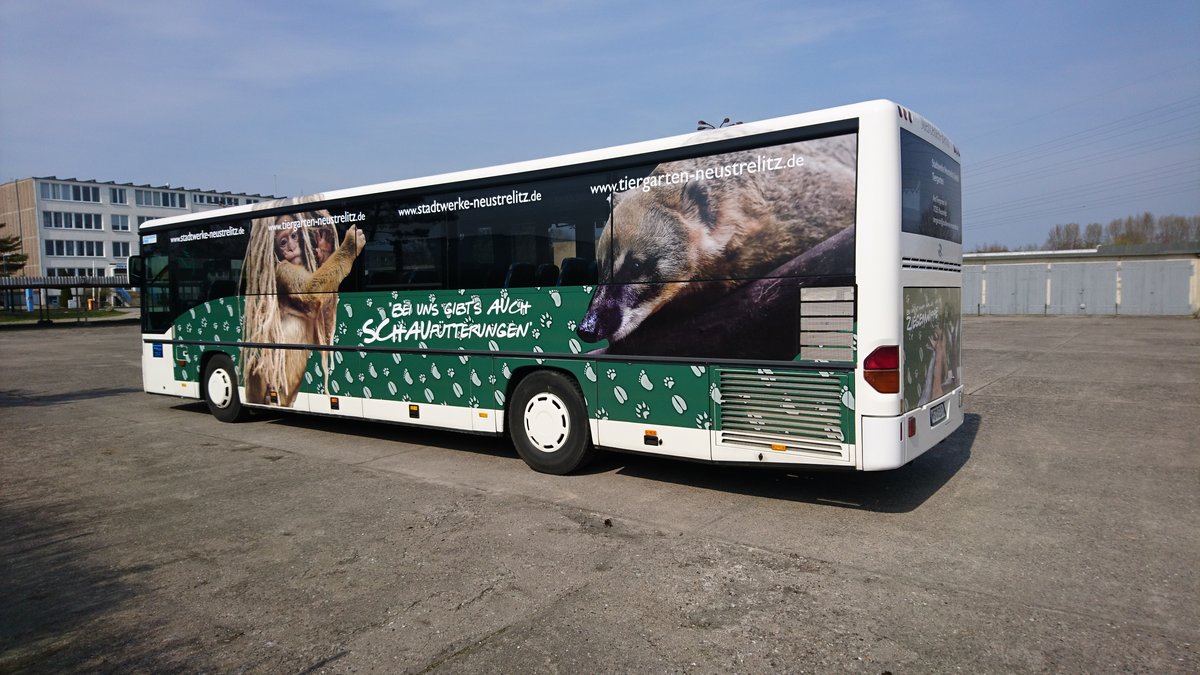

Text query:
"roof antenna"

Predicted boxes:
[[697, 117, 742, 131]]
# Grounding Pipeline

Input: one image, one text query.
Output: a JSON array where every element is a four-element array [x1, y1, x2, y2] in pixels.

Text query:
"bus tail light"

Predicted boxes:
[[864, 345, 900, 394]]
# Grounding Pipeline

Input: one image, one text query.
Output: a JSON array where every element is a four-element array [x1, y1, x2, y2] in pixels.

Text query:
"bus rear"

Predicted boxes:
[[855, 103, 964, 470]]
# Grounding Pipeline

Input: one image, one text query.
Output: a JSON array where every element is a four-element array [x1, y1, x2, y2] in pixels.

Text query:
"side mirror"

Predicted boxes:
[[128, 255, 144, 286]]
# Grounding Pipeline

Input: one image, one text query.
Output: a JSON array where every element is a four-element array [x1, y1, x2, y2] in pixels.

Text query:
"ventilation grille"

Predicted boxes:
[[903, 257, 962, 272], [716, 368, 849, 458], [799, 286, 854, 362]]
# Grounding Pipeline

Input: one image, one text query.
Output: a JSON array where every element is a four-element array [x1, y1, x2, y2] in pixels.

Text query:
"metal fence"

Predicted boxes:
[[964, 260, 1196, 316]]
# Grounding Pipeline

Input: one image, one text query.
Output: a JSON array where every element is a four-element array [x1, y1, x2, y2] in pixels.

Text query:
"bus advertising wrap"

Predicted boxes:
[[167, 133, 859, 428], [902, 287, 961, 412]]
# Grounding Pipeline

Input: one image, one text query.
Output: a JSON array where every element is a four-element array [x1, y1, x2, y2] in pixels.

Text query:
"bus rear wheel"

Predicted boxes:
[[509, 371, 594, 475], [203, 354, 247, 423]]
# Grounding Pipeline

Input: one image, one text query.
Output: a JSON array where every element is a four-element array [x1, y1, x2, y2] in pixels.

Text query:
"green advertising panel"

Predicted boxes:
[[902, 287, 961, 412]]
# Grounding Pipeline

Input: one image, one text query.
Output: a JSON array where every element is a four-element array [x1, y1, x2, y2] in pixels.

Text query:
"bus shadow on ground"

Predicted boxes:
[[603, 413, 979, 513], [172, 404, 977, 514]]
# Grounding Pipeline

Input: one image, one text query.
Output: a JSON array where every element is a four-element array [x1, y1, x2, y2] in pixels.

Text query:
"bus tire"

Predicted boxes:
[[203, 354, 247, 423], [509, 370, 594, 475]]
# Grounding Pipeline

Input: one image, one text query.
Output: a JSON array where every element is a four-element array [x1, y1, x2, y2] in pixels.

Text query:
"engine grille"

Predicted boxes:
[[716, 367, 851, 458]]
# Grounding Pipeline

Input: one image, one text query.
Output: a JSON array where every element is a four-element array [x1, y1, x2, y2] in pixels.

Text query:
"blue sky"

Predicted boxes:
[[2, 0, 1197, 248]]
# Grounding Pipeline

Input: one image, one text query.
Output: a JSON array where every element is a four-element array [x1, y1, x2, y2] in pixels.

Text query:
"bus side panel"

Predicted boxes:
[[141, 330, 199, 399], [590, 362, 713, 461]]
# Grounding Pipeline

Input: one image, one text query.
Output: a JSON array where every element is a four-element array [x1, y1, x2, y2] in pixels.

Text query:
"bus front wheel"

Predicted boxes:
[[509, 371, 594, 475], [203, 354, 247, 423]]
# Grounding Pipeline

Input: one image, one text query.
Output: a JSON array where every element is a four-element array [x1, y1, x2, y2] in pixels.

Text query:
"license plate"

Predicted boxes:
[[930, 402, 947, 427]]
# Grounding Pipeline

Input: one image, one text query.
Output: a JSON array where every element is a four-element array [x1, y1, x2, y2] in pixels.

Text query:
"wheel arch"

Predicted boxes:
[[199, 348, 239, 400], [503, 365, 584, 436]]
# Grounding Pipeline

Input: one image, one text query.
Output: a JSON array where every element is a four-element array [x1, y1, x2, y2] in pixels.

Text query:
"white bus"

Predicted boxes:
[[132, 99, 963, 474]]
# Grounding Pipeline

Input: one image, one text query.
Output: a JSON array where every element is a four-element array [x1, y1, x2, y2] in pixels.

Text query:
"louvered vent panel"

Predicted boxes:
[[799, 286, 854, 363], [716, 368, 849, 458], [902, 257, 962, 272]]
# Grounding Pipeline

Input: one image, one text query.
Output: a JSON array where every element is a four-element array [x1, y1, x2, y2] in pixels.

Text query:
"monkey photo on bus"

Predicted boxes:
[[241, 207, 365, 407]]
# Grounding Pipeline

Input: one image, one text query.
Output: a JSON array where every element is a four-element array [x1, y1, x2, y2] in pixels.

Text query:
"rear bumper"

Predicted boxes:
[[860, 387, 964, 470]]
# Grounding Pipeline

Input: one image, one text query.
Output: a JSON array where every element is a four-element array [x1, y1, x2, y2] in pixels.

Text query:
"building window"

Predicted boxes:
[[44, 239, 105, 257], [113, 241, 131, 257], [110, 188, 127, 205], [39, 182, 100, 203], [137, 216, 157, 226], [135, 189, 186, 208], [42, 211, 103, 230], [194, 194, 240, 207], [111, 214, 130, 231]]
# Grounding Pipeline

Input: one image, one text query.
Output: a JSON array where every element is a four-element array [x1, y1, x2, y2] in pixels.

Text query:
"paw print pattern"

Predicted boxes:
[[606, 368, 617, 381], [596, 407, 609, 420], [695, 412, 712, 430], [567, 320, 577, 332], [840, 386, 854, 410], [584, 363, 597, 382], [634, 401, 650, 419], [663, 376, 675, 389], [539, 313, 553, 328], [638, 370, 654, 391]]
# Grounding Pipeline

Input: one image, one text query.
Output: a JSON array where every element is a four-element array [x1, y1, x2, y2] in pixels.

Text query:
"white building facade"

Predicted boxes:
[[0, 176, 275, 279]]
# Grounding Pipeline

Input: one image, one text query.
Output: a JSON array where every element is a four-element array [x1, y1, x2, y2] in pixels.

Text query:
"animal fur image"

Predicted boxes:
[[241, 209, 365, 407], [577, 134, 857, 346]]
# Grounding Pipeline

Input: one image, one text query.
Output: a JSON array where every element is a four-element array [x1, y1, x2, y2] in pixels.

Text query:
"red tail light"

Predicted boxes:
[[864, 345, 900, 394]]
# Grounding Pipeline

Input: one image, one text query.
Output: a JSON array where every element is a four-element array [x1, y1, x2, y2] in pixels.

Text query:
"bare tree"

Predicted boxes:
[[1045, 223, 1083, 250]]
